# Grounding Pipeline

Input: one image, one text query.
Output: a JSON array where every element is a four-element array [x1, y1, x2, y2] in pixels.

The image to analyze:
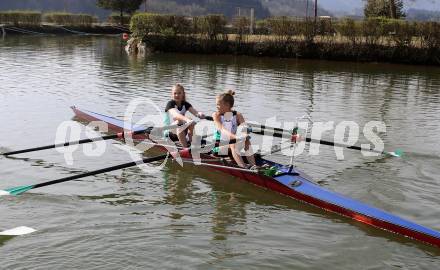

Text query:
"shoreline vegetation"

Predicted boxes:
[[128, 13, 440, 66], [1, 10, 439, 65], [0, 11, 128, 34]]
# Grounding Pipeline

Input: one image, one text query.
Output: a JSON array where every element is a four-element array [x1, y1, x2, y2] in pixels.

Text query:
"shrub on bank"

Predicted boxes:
[[299, 20, 316, 44], [232, 16, 250, 41], [255, 19, 269, 35], [336, 18, 361, 45], [130, 13, 190, 37], [108, 13, 131, 25], [44, 13, 97, 27], [417, 21, 440, 50], [334, 18, 440, 53], [0, 11, 42, 26], [264, 16, 300, 42], [243, 17, 318, 43], [196, 14, 227, 41], [129, 13, 439, 64], [131, 13, 226, 41], [316, 17, 335, 36]]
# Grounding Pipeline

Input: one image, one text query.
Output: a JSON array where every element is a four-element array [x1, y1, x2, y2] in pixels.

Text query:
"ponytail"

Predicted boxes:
[[217, 90, 235, 107]]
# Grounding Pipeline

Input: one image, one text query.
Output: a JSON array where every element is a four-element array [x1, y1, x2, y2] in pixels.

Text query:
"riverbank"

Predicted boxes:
[[137, 35, 440, 66], [0, 23, 128, 36], [129, 13, 440, 66]]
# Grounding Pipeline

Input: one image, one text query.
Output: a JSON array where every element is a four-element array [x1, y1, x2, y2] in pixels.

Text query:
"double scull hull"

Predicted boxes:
[[71, 106, 440, 248]]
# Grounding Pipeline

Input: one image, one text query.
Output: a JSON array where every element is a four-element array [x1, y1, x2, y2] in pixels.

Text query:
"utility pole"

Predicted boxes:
[[314, 0, 318, 24], [144, 0, 147, 12], [306, 0, 309, 20], [250, 8, 254, 35], [389, 0, 397, 19]]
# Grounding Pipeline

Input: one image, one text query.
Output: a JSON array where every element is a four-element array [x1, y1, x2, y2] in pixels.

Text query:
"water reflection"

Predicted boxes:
[[162, 163, 194, 206], [1, 36, 440, 267], [0, 236, 13, 247]]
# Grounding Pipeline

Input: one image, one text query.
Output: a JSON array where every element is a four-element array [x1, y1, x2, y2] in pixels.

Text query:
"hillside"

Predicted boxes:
[[261, 0, 332, 17], [318, 0, 440, 15], [0, 0, 335, 19], [407, 8, 440, 21], [1, 0, 439, 19], [0, 0, 109, 19], [146, 0, 270, 18]]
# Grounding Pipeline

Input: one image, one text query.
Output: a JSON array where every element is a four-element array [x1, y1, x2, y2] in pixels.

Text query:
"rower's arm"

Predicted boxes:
[[212, 112, 237, 140], [236, 112, 249, 135], [168, 108, 191, 122], [236, 113, 245, 127], [188, 107, 205, 119]]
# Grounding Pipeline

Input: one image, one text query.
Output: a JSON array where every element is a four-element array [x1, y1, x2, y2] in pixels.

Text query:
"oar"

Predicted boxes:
[[246, 123, 403, 157], [1, 121, 192, 156], [0, 154, 169, 196], [0, 138, 243, 196], [0, 226, 36, 236]]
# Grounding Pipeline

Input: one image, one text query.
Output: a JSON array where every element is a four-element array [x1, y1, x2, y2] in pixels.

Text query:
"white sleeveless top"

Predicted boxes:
[[214, 111, 238, 141]]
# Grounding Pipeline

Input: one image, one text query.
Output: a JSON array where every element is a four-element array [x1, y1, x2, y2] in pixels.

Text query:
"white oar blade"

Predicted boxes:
[[0, 226, 36, 236], [0, 190, 10, 196]]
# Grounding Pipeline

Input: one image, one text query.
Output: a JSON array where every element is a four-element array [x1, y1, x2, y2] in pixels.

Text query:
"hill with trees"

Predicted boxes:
[[261, 0, 332, 17], [407, 8, 440, 21], [0, 0, 335, 19], [0, 0, 109, 19]]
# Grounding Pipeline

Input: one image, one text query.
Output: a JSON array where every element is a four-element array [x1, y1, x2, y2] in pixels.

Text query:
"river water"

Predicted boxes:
[[0, 36, 439, 269]]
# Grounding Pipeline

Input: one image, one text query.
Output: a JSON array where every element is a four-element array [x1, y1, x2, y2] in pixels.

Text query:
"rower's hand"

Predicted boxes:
[[237, 135, 251, 141], [291, 134, 302, 143], [186, 119, 197, 126], [197, 112, 205, 119]]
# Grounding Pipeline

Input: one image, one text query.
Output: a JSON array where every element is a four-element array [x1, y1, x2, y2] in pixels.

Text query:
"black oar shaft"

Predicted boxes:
[[2, 127, 158, 156], [4, 137, 252, 195], [202, 116, 389, 155], [247, 123, 385, 154], [257, 130, 379, 153], [304, 138, 380, 152], [27, 138, 239, 191], [32, 154, 168, 190], [3, 134, 118, 156]]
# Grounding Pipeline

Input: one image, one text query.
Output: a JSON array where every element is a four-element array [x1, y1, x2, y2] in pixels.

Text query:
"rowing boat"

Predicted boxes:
[[71, 106, 440, 248]]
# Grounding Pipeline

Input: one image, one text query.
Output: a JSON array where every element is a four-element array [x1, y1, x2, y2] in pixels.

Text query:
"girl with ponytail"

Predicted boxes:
[[212, 90, 256, 169]]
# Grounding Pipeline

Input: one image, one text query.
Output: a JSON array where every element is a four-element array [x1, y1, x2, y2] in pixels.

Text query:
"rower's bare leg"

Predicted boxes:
[[177, 129, 188, 148], [187, 123, 195, 143], [230, 144, 246, 168], [244, 139, 256, 166]]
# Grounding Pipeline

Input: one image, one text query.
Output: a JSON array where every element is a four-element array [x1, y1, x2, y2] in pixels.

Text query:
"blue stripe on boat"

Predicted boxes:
[[273, 173, 440, 239], [77, 108, 144, 131]]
